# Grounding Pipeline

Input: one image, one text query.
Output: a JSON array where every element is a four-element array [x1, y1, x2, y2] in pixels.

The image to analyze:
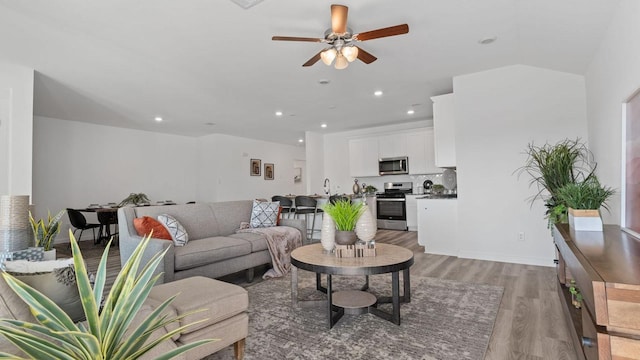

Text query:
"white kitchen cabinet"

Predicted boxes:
[[378, 133, 407, 159], [431, 93, 456, 168], [407, 128, 440, 174], [348, 137, 379, 177], [405, 194, 420, 231], [417, 198, 458, 256]]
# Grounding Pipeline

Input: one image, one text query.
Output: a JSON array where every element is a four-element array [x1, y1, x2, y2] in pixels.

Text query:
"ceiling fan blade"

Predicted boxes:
[[354, 24, 409, 41], [302, 51, 323, 67], [272, 36, 323, 42], [356, 47, 377, 64], [331, 4, 348, 34]]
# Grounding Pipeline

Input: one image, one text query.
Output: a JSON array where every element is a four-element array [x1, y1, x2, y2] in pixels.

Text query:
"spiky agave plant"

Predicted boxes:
[[0, 231, 212, 359]]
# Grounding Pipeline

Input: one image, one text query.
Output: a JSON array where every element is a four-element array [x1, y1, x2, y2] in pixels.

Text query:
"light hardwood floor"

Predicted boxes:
[[374, 229, 577, 360], [65, 229, 578, 359]]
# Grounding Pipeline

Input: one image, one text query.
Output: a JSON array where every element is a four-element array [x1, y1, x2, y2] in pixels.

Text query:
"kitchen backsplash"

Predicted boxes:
[[354, 173, 446, 194]]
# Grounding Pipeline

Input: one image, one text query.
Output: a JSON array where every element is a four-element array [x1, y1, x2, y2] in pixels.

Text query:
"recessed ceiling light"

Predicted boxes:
[[374, 90, 383, 97], [154, 116, 163, 122], [298, 139, 304, 143], [275, 111, 283, 116], [407, 109, 415, 115], [321, 123, 328, 128], [478, 36, 497, 45]]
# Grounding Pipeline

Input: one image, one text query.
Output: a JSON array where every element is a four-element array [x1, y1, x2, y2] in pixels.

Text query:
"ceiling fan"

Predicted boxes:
[[272, 4, 409, 69]]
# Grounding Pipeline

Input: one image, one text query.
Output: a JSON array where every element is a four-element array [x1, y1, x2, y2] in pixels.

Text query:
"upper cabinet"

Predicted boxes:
[[348, 128, 440, 177], [378, 133, 408, 158], [431, 93, 456, 168], [407, 128, 439, 174], [348, 137, 379, 177]]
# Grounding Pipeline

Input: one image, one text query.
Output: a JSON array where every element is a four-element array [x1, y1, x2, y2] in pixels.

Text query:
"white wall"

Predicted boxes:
[[453, 65, 588, 266], [196, 133, 305, 202], [33, 117, 306, 242], [585, 0, 640, 225], [304, 131, 325, 195], [322, 120, 432, 195], [33, 116, 198, 240], [0, 64, 33, 196]]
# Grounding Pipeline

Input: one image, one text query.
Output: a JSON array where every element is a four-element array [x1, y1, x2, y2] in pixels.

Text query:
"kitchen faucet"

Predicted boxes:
[[323, 178, 331, 196]]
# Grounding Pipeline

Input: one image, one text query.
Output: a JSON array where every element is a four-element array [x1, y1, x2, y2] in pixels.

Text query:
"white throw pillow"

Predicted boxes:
[[250, 200, 280, 228], [157, 214, 189, 246]]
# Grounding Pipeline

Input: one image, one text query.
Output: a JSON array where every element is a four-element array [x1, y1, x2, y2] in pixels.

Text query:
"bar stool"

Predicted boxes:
[[294, 196, 323, 243], [271, 196, 295, 219]]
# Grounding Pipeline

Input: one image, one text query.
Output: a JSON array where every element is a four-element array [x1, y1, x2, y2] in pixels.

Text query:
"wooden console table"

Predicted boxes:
[[553, 224, 640, 359]]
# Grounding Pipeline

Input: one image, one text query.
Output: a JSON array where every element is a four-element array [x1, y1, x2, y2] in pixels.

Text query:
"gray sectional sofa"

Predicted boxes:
[[118, 200, 306, 284]]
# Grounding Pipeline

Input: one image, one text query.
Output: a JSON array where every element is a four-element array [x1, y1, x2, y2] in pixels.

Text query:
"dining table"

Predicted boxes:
[[82, 206, 119, 245]]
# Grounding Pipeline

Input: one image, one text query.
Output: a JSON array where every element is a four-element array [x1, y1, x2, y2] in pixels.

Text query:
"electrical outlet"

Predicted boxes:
[[518, 232, 525, 242]]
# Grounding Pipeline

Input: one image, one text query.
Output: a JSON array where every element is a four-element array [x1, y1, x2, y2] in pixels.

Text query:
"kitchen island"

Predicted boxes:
[[416, 196, 458, 256]]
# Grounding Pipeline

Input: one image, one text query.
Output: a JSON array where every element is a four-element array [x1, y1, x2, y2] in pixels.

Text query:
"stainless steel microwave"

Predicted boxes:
[[379, 156, 409, 175]]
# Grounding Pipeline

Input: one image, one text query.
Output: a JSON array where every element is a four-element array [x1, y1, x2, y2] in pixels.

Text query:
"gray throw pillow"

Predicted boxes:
[[250, 200, 280, 228]]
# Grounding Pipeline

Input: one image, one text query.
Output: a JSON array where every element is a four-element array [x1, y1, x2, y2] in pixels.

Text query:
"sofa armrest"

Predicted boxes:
[[118, 207, 175, 284], [279, 218, 306, 240]]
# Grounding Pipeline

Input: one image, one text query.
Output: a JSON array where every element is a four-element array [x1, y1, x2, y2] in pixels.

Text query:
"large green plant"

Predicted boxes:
[[323, 199, 365, 231], [0, 232, 212, 359], [555, 177, 615, 211], [517, 138, 596, 226], [28, 209, 66, 251]]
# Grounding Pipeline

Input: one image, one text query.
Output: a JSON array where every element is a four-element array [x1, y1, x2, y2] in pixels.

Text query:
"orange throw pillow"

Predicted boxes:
[[133, 216, 172, 240]]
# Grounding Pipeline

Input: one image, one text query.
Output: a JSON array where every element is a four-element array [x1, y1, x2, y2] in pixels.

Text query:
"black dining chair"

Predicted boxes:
[[271, 196, 295, 219], [67, 208, 101, 244], [294, 196, 323, 243], [96, 210, 119, 245]]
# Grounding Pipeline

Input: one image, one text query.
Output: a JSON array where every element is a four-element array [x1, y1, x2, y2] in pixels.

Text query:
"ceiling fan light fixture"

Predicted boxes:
[[321, 48, 337, 66], [334, 53, 349, 70], [341, 46, 358, 62]]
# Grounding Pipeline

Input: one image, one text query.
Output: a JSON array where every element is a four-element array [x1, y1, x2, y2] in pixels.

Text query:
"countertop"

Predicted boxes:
[[416, 194, 458, 199]]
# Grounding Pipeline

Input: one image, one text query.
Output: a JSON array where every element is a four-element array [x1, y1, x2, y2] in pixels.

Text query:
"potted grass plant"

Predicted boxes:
[[0, 231, 212, 359], [28, 209, 66, 260], [555, 177, 615, 231], [517, 138, 596, 228], [322, 199, 365, 245]]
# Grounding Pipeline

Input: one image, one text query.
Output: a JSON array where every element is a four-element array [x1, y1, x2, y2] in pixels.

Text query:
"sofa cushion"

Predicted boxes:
[[133, 216, 172, 240], [148, 276, 248, 336], [228, 232, 268, 252], [249, 200, 280, 228], [158, 214, 189, 246], [173, 237, 251, 271]]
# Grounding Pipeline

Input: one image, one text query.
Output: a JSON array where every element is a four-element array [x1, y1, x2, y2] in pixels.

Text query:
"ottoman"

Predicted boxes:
[[146, 276, 249, 360]]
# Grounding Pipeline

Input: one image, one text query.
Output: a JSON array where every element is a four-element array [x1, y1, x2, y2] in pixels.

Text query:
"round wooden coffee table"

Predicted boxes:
[[290, 243, 414, 328]]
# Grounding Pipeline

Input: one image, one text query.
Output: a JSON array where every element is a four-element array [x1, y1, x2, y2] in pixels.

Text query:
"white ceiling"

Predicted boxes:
[[0, 0, 619, 145]]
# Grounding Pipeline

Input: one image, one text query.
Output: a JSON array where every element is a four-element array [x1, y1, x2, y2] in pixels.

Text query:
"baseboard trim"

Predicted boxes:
[[456, 250, 555, 267]]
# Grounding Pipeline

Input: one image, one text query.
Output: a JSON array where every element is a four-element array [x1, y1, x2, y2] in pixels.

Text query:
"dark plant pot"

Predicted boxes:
[[335, 230, 357, 245]]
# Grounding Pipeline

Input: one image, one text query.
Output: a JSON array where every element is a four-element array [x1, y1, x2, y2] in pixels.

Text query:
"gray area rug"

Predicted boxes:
[[206, 274, 503, 360]]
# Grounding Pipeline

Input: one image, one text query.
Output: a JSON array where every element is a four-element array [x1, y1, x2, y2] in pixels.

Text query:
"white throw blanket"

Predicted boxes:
[[236, 226, 302, 279]]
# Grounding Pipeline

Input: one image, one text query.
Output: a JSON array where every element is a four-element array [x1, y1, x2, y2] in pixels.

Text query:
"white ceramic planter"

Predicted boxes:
[[43, 248, 57, 260]]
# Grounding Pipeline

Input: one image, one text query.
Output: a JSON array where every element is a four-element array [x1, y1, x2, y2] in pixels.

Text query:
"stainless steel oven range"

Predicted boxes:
[[376, 182, 413, 230]]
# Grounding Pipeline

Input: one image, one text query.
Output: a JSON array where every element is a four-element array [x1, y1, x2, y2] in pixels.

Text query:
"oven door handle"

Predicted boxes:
[[376, 198, 406, 202]]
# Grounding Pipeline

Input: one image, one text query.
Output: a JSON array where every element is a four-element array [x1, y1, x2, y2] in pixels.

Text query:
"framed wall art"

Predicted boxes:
[[250, 159, 261, 176], [264, 163, 274, 180]]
